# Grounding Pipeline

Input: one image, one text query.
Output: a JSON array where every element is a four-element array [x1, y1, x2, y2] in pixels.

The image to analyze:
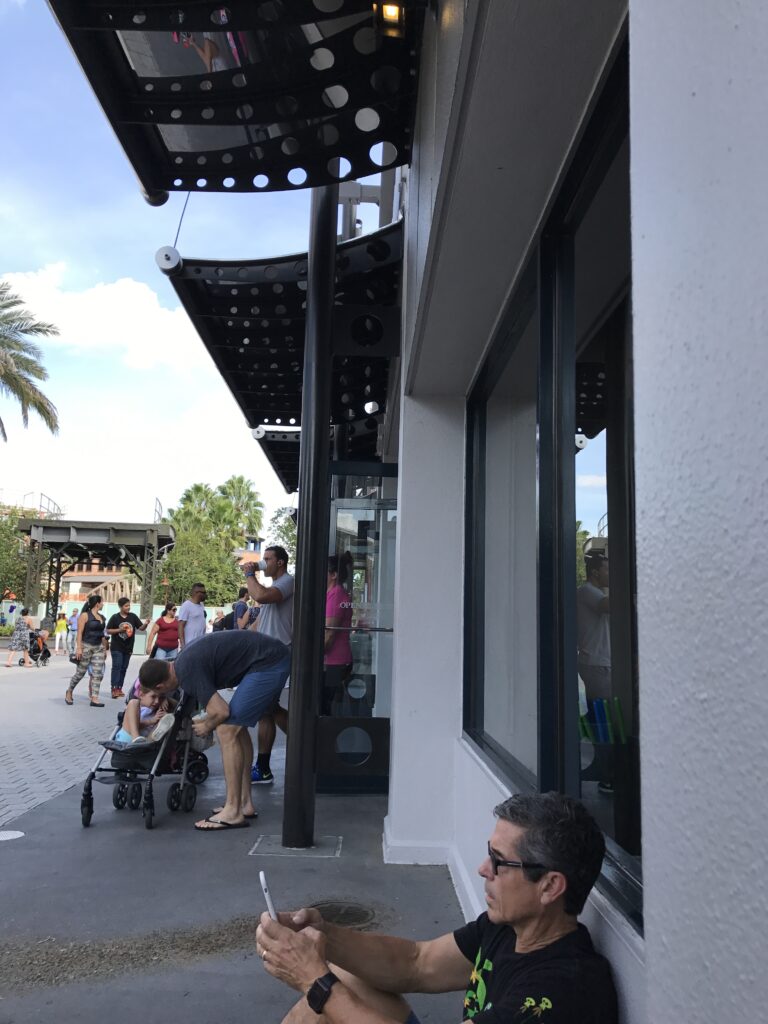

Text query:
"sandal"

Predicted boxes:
[[64, 690, 74, 705]]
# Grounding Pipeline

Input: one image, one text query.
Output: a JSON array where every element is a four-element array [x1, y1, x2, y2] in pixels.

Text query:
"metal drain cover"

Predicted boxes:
[[312, 901, 376, 928]]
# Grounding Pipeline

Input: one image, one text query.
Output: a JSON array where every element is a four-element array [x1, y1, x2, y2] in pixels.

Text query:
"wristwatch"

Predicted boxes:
[[307, 972, 339, 1014]]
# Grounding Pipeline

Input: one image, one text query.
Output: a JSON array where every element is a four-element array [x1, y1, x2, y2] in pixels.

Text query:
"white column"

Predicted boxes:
[[631, 2, 768, 1018], [384, 394, 465, 862]]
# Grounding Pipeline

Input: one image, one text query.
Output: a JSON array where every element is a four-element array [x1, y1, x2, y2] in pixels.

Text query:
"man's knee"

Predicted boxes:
[[217, 723, 242, 745]]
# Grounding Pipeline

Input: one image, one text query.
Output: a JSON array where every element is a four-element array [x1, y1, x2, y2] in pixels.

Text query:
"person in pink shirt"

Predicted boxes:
[[322, 552, 354, 715]]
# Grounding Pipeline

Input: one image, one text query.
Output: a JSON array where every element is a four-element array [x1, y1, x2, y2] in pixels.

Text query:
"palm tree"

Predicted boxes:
[[0, 281, 59, 441], [217, 474, 264, 536]]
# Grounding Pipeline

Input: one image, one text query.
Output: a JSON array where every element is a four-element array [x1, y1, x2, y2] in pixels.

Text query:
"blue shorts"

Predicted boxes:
[[226, 653, 291, 727]]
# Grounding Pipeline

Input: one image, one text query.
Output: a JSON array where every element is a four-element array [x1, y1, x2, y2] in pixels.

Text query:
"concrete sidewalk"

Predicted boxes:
[[0, 656, 463, 1024]]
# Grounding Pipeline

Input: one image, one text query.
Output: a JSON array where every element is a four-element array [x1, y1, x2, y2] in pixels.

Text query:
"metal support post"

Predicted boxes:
[[140, 529, 158, 620], [282, 182, 338, 848]]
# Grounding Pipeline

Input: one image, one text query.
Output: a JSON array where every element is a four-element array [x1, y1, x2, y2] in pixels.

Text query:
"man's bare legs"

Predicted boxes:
[[281, 966, 413, 1024], [195, 723, 246, 829], [256, 705, 288, 776], [212, 728, 258, 819]]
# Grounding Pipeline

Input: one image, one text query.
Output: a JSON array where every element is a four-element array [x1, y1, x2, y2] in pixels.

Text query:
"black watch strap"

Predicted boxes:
[[307, 971, 339, 1014]]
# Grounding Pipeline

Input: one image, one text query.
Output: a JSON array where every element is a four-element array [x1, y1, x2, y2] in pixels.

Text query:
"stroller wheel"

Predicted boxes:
[[112, 784, 128, 810], [18, 658, 24, 667], [186, 759, 209, 785], [128, 783, 143, 810], [181, 783, 197, 812], [81, 797, 93, 828], [166, 782, 182, 812]]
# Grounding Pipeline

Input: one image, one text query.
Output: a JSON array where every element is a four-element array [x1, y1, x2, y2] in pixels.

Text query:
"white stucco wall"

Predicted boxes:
[[631, 2, 768, 1019]]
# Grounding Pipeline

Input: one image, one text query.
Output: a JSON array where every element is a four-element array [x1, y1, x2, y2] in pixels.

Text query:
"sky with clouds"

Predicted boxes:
[[1, 3, 607, 536], [0, 2, 322, 526]]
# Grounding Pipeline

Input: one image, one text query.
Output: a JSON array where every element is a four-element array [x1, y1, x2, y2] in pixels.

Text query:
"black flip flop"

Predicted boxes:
[[195, 816, 251, 832], [212, 807, 258, 819]]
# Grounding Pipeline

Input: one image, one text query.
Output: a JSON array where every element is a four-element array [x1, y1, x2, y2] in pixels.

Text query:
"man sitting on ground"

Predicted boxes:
[[256, 792, 618, 1023], [139, 630, 291, 832]]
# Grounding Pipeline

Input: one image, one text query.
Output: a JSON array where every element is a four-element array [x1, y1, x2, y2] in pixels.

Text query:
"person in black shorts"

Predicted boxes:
[[255, 792, 618, 1023]]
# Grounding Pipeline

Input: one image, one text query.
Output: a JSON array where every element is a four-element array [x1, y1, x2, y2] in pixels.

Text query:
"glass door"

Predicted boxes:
[[316, 470, 397, 792]]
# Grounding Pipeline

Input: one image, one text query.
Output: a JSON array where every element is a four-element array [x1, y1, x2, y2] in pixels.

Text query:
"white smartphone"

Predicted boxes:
[[259, 870, 277, 920]]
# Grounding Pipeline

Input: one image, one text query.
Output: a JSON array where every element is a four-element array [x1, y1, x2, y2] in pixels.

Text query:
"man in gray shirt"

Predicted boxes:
[[177, 582, 208, 650], [243, 545, 294, 783], [140, 630, 291, 830]]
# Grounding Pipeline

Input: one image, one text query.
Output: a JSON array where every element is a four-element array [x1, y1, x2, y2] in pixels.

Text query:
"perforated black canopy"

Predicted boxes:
[[48, 0, 425, 201], [161, 220, 402, 491]]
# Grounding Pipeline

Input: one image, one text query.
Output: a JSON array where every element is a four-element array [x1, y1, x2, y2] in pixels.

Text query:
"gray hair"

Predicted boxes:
[[494, 792, 605, 914]]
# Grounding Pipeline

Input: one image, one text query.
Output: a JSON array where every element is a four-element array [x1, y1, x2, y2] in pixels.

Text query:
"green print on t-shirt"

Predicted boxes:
[[463, 948, 493, 1018]]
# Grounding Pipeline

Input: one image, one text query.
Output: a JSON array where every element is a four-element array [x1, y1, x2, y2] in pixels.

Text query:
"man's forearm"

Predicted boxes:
[[323, 926, 420, 994]]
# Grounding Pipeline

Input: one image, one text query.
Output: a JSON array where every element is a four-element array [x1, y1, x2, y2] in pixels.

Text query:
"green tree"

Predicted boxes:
[[0, 281, 59, 441], [218, 474, 264, 537], [157, 530, 242, 606], [267, 507, 297, 567], [160, 477, 266, 605], [0, 508, 28, 600]]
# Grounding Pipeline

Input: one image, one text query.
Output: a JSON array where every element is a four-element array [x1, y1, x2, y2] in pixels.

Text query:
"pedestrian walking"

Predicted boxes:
[[4, 608, 34, 668], [65, 595, 107, 707], [66, 609, 79, 654], [145, 603, 180, 661], [53, 613, 68, 655]]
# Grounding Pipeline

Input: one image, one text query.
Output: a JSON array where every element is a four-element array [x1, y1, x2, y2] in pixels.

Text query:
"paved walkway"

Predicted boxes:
[[0, 653, 463, 1024], [0, 653, 139, 827]]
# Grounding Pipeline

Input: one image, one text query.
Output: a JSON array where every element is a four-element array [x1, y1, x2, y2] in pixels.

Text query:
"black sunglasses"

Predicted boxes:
[[487, 841, 545, 876]]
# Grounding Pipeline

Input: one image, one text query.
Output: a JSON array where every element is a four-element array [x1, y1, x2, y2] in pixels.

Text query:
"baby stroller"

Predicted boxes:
[[19, 630, 51, 667], [80, 690, 210, 830]]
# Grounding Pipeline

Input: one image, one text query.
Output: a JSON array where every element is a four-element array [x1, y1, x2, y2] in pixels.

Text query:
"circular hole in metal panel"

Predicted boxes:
[[313, 0, 344, 12], [363, 401, 379, 415], [171, 108, 182, 119], [253, 174, 269, 188], [346, 676, 368, 699], [223, 176, 235, 188], [132, 12, 146, 25], [370, 141, 397, 167], [200, 79, 213, 91], [197, 178, 208, 187], [144, 82, 154, 92], [310, 47, 335, 71], [276, 95, 299, 117], [232, 72, 247, 88], [335, 726, 372, 766], [222, 152, 233, 164], [201, 106, 215, 120], [317, 123, 340, 147], [281, 137, 300, 156], [353, 26, 379, 55], [237, 103, 254, 120], [350, 314, 384, 347], [328, 157, 352, 179], [366, 238, 390, 262], [197, 155, 207, 165], [370, 66, 401, 96], [355, 107, 380, 132], [264, 266, 278, 280], [171, 82, 182, 93], [211, 7, 231, 25], [323, 84, 349, 110]]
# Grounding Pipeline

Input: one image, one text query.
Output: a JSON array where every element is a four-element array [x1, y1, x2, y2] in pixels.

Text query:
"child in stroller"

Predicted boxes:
[[80, 680, 209, 829], [26, 629, 51, 667], [114, 683, 175, 745]]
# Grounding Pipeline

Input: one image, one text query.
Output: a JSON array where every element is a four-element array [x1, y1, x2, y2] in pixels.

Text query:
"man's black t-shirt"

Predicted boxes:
[[453, 915, 618, 1023], [107, 612, 143, 655], [173, 630, 289, 708]]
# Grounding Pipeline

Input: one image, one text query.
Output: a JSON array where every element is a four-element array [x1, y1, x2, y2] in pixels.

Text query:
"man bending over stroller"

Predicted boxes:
[[139, 630, 291, 832]]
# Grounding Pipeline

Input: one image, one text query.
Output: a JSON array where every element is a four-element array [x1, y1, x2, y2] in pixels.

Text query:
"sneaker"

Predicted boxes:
[[251, 764, 274, 785], [147, 713, 175, 743]]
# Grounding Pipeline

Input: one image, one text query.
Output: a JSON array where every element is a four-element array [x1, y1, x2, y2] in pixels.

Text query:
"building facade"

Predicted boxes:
[[382, 2, 768, 1021]]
